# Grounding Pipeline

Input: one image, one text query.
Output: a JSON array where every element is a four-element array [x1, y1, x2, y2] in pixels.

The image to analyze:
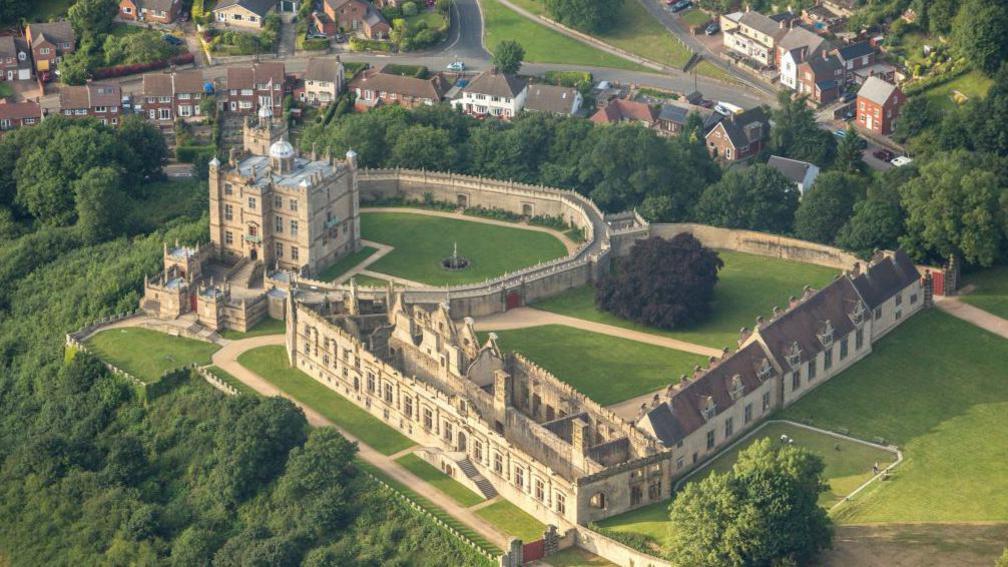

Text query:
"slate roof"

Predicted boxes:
[[364, 7, 387, 27], [739, 11, 785, 39], [767, 155, 815, 184], [0, 35, 17, 58], [350, 66, 447, 101], [778, 26, 828, 54], [590, 99, 656, 124], [28, 22, 75, 47], [657, 104, 689, 125], [214, 0, 276, 17], [305, 58, 342, 82], [836, 41, 874, 61], [804, 52, 843, 77], [465, 70, 527, 98], [60, 83, 120, 109], [850, 250, 920, 309], [524, 84, 579, 114], [711, 106, 769, 148], [858, 76, 898, 106]]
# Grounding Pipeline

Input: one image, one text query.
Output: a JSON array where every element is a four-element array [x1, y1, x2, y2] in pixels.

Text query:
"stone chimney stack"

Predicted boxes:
[[493, 369, 511, 414], [572, 417, 591, 455]]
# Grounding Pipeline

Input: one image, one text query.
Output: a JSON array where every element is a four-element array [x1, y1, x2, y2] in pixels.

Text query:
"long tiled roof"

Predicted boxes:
[[28, 21, 75, 47], [465, 70, 527, 98], [590, 99, 656, 124], [525, 84, 579, 114], [739, 11, 785, 39], [350, 66, 447, 100], [215, 0, 276, 17], [0, 101, 41, 121], [850, 251, 920, 309], [837, 41, 874, 61]]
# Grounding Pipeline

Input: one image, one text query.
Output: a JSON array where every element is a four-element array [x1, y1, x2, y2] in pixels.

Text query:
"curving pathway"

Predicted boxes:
[[935, 296, 1008, 340]]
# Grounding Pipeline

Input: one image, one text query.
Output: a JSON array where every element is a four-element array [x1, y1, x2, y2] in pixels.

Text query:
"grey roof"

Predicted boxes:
[[28, 21, 75, 47], [524, 84, 578, 114], [778, 26, 828, 53], [658, 104, 689, 124], [305, 58, 342, 82], [836, 41, 874, 61], [465, 70, 527, 98], [739, 11, 785, 38], [858, 76, 898, 106], [350, 66, 447, 101], [214, 0, 276, 17], [850, 250, 920, 309], [0, 35, 16, 58], [364, 7, 386, 26], [136, 0, 178, 11], [237, 154, 347, 190], [713, 106, 770, 148], [767, 155, 814, 183], [805, 52, 843, 76]]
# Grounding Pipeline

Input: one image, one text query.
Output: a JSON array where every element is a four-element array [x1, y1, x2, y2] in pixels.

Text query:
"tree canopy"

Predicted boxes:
[[694, 164, 799, 233], [794, 172, 867, 244], [952, 0, 1008, 75], [543, 0, 624, 33], [769, 92, 837, 166], [492, 40, 525, 74]]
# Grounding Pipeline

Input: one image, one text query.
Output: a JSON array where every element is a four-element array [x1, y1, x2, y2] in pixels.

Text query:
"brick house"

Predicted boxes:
[[303, 57, 345, 106], [704, 107, 770, 161], [324, 0, 390, 39], [452, 69, 528, 119], [25, 22, 76, 79], [856, 76, 903, 135], [589, 99, 657, 127], [142, 69, 207, 124], [223, 62, 285, 115], [796, 52, 844, 104], [58, 83, 122, 125], [350, 65, 448, 111], [0, 100, 42, 132], [777, 26, 830, 91], [119, 0, 183, 23], [0, 35, 32, 82], [835, 42, 875, 82], [213, 0, 276, 30]]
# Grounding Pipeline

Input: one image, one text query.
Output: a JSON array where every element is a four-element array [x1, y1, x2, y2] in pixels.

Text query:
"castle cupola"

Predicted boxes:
[[269, 139, 296, 174]]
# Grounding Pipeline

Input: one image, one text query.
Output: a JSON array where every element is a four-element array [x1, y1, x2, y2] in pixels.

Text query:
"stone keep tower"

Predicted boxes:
[[244, 104, 287, 155]]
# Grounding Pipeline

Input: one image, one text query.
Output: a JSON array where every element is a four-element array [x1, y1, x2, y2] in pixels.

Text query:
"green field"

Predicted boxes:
[[534, 251, 840, 349], [395, 454, 485, 507], [487, 325, 708, 405], [219, 317, 286, 340], [474, 500, 546, 542], [237, 345, 415, 455], [921, 70, 993, 112], [206, 365, 256, 395], [960, 266, 1008, 319], [783, 310, 1008, 523], [361, 212, 567, 286], [86, 328, 220, 383], [315, 245, 380, 282], [481, 0, 647, 71]]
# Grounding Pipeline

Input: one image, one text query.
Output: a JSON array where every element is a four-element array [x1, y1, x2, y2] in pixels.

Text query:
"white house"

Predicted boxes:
[[303, 57, 345, 106], [767, 155, 820, 194], [452, 69, 528, 119]]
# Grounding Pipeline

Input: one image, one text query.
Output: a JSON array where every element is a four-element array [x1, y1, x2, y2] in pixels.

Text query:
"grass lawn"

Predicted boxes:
[[545, 547, 617, 566], [361, 212, 567, 286], [507, 0, 692, 68], [219, 317, 286, 340], [694, 59, 737, 83], [15, 0, 74, 22], [0, 83, 12, 98], [679, 8, 710, 27], [960, 266, 1008, 319], [206, 365, 256, 395], [534, 250, 840, 350], [475, 499, 546, 541], [395, 454, 485, 507], [405, 10, 446, 32], [487, 325, 708, 405], [315, 245, 380, 282], [921, 70, 993, 112], [782, 310, 1008, 523], [237, 345, 415, 455], [481, 0, 647, 72], [110, 23, 146, 38], [86, 328, 220, 383]]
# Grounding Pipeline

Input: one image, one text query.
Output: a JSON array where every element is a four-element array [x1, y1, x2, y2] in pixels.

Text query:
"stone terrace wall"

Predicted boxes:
[[650, 223, 860, 270]]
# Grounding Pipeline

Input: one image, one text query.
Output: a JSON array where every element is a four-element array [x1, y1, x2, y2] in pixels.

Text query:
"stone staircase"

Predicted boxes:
[[454, 457, 498, 499], [232, 260, 263, 289]]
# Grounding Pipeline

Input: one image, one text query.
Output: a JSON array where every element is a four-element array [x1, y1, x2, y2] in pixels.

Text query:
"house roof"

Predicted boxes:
[[0, 35, 18, 58], [253, 61, 285, 86], [0, 101, 41, 121], [227, 66, 254, 90], [364, 6, 387, 26], [60, 83, 121, 109], [836, 41, 874, 61], [804, 52, 843, 77], [214, 0, 276, 17], [136, 0, 178, 11], [658, 104, 689, 124], [305, 58, 343, 82], [465, 69, 527, 98], [778, 26, 828, 54], [858, 76, 899, 105], [709, 106, 769, 148], [350, 66, 447, 101], [143, 73, 174, 97], [28, 21, 75, 47], [739, 11, 785, 38], [173, 69, 205, 93], [524, 84, 579, 114], [767, 155, 815, 184], [590, 99, 656, 124], [850, 250, 920, 309]]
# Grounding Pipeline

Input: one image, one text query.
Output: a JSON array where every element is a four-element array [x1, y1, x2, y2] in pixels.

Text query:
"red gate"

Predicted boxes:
[[506, 291, 522, 310], [189, 292, 198, 312], [522, 539, 544, 564], [931, 270, 945, 296]]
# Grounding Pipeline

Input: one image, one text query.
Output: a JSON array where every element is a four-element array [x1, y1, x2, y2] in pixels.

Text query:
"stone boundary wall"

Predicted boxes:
[[196, 366, 241, 396], [576, 526, 672, 567], [650, 223, 860, 270], [67, 310, 144, 342]]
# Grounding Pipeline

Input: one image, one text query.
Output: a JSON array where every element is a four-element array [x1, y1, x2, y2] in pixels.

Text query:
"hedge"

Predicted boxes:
[[543, 70, 593, 88], [176, 145, 216, 163], [350, 37, 394, 52], [91, 52, 195, 80], [302, 37, 330, 51]]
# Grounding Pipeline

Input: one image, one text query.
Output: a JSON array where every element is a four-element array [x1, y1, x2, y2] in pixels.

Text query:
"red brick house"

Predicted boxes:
[[25, 22, 76, 80], [589, 99, 657, 128], [119, 0, 183, 23], [856, 76, 903, 135], [0, 100, 42, 132], [142, 69, 207, 124], [324, 0, 390, 39], [705, 107, 770, 162], [58, 83, 122, 126], [350, 65, 448, 111], [223, 62, 285, 115], [796, 52, 844, 104], [835, 42, 875, 81], [0, 35, 32, 82]]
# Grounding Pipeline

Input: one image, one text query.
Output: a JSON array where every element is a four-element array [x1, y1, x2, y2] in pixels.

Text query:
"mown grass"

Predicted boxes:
[[921, 70, 993, 112], [219, 317, 286, 340], [206, 365, 256, 395], [86, 328, 220, 383], [474, 499, 546, 542], [395, 454, 485, 507], [960, 266, 1008, 319], [315, 245, 380, 282]]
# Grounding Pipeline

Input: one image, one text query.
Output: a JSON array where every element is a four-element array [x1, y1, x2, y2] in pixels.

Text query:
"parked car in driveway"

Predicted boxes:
[[705, 22, 720, 35], [163, 34, 184, 46], [891, 156, 913, 167], [873, 148, 895, 162], [833, 129, 848, 138], [446, 60, 465, 72], [669, 0, 692, 12]]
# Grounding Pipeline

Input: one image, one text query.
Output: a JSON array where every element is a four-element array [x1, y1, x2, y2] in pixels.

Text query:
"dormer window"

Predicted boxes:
[[850, 302, 866, 326], [701, 396, 716, 420], [729, 375, 744, 401], [757, 358, 773, 380], [786, 341, 801, 368], [817, 320, 834, 347]]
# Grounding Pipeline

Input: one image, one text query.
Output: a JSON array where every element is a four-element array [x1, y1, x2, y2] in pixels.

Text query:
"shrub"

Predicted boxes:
[[176, 145, 216, 163], [402, 1, 419, 16]]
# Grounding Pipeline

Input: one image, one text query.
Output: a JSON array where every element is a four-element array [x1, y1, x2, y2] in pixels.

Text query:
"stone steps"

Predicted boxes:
[[455, 457, 498, 499]]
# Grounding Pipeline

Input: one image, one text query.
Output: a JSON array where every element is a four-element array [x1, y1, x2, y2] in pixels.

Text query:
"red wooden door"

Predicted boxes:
[[506, 291, 522, 310], [522, 540, 544, 563]]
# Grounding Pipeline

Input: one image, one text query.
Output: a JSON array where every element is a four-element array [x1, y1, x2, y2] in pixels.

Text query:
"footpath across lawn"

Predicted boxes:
[[315, 245, 380, 282], [85, 328, 220, 383], [237, 345, 415, 455], [960, 265, 1008, 320]]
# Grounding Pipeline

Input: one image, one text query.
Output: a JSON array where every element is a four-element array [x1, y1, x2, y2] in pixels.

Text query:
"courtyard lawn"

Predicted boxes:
[[206, 365, 256, 395], [782, 310, 1008, 523], [921, 70, 993, 112], [545, 547, 617, 566], [960, 266, 1008, 320], [314, 245, 380, 282], [533, 250, 840, 350], [481, 0, 647, 72], [237, 345, 415, 455], [86, 328, 220, 383], [475, 499, 546, 542], [595, 499, 672, 549], [394, 454, 485, 507], [360, 212, 567, 286], [487, 325, 708, 405], [219, 317, 286, 340]]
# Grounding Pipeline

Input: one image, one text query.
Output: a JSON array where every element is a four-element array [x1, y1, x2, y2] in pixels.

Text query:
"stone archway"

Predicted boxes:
[[457, 431, 467, 452]]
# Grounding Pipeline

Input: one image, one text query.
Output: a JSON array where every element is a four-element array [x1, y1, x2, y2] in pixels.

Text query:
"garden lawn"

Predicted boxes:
[[18, 0, 74, 22], [361, 212, 567, 286], [475, 500, 546, 541], [679, 8, 710, 27], [315, 245, 380, 282], [219, 317, 286, 340], [959, 267, 1008, 319], [534, 251, 839, 350], [487, 325, 708, 405], [0, 83, 12, 98], [921, 70, 993, 112], [395, 454, 484, 507], [206, 365, 257, 395], [782, 310, 1008, 523], [481, 0, 647, 71], [545, 547, 617, 566], [237, 345, 415, 455], [86, 328, 220, 383], [404, 10, 446, 32]]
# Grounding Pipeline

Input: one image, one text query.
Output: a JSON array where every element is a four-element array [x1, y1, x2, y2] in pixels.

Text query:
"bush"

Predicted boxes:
[[176, 145, 216, 163], [349, 37, 393, 52], [302, 37, 330, 51], [402, 1, 419, 16]]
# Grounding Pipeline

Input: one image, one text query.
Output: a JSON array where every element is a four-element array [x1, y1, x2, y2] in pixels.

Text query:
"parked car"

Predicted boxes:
[[334, 33, 347, 43], [163, 34, 184, 46], [446, 60, 465, 72], [833, 129, 848, 138], [873, 148, 894, 162], [669, 0, 691, 11], [705, 22, 720, 35], [843, 110, 855, 120], [891, 156, 913, 167], [842, 91, 857, 103]]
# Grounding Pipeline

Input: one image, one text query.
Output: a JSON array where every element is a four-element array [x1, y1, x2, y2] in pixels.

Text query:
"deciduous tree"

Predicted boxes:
[[794, 172, 866, 244], [544, 0, 623, 33], [770, 92, 836, 166], [952, 0, 1008, 75], [492, 40, 525, 74], [695, 164, 799, 233]]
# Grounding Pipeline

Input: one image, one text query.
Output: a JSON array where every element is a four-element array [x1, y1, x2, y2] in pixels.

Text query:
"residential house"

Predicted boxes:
[[705, 107, 769, 161], [0, 36, 32, 82], [453, 70, 528, 119], [801, 5, 843, 33], [777, 26, 830, 90], [58, 83, 122, 125], [223, 62, 286, 115], [349, 65, 448, 111], [835, 42, 875, 82], [656, 104, 691, 136], [850, 250, 924, 340], [25, 22, 76, 79], [822, 0, 858, 18], [852, 62, 899, 86], [311, 11, 338, 36], [0, 100, 42, 132], [589, 99, 656, 127], [324, 0, 391, 39], [856, 76, 903, 135], [303, 57, 345, 106], [796, 52, 844, 104], [119, 0, 183, 23], [767, 155, 819, 194], [723, 11, 788, 67], [213, 0, 276, 29], [142, 69, 207, 124], [524, 84, 582, 116]]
